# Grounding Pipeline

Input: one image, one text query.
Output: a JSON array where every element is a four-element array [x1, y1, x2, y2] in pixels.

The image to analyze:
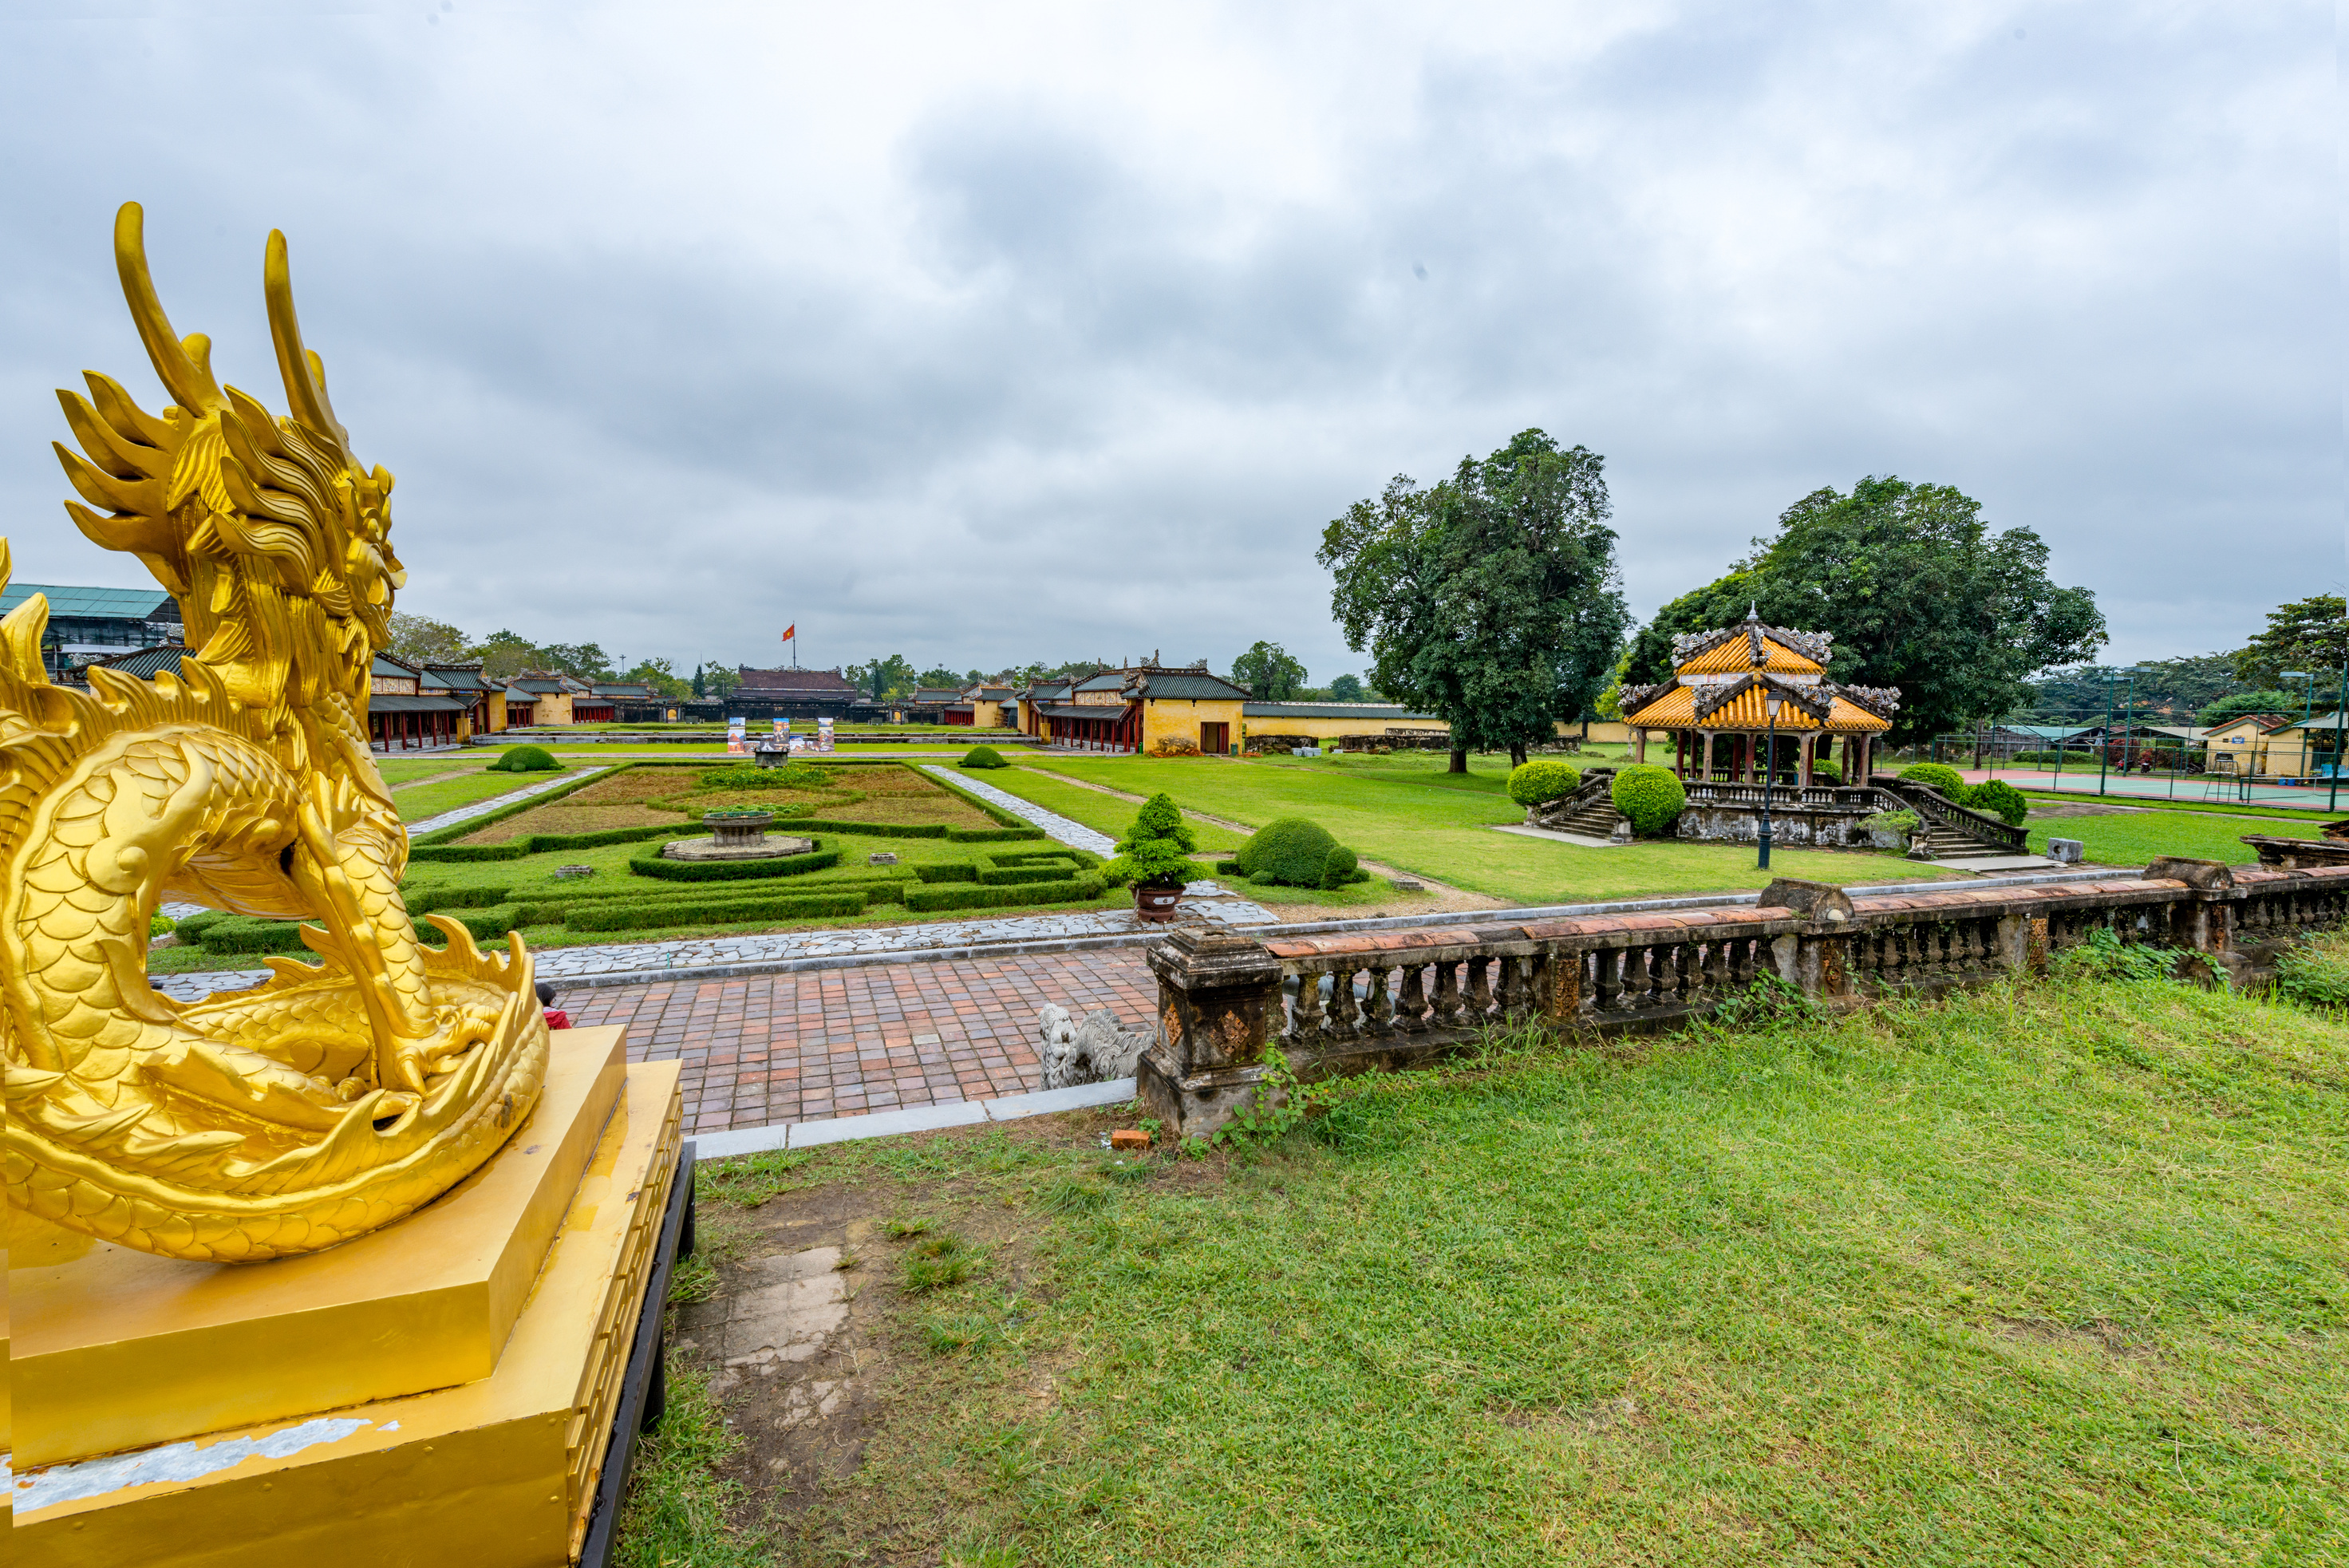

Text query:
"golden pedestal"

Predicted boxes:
[[9, 1026, 685, 1567]]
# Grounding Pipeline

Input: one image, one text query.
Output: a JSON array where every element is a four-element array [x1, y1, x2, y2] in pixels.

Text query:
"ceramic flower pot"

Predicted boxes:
[[1133, 883, 1184, 922]]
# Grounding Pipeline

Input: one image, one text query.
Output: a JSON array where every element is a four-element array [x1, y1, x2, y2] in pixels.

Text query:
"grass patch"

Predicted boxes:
[[392, 767, 563, 823], [682, 959, 2349, 1563], [2026, 805, 2324, 866], [978, 767, 1250, 852], [610, 1359, 766, 1568]]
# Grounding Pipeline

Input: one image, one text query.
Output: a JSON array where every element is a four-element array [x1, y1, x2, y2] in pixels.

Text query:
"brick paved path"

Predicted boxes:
[[557, 947, 1157, 1136]]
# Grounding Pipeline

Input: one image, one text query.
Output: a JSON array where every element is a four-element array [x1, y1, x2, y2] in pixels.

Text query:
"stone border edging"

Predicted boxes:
[[692, 1077, 1136, 1160], [406, 765, 609, 835]]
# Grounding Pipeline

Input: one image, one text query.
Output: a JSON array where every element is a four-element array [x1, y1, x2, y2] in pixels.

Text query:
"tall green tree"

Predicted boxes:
[[1328, 673, 1364, 701], [1320, 429, 1629, 769], [917, 666, 963, 688], [847, 654, 916, 700], [1624, 476, 2105, 747], [535, 642, 614, 681], [385, 611, 470, 666], [620, 658, 689, 698], [470, 630, 538, 681], [1230, 641, 1308, 701], [691, 664, 706, 698], [2197, 689, 2303, 728], [701, 664, 742, 701], [2233, 596, 2349, 689]]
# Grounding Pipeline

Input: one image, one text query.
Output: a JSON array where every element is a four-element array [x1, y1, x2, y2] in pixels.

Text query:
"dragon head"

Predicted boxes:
[[52, 203, 406, 784]]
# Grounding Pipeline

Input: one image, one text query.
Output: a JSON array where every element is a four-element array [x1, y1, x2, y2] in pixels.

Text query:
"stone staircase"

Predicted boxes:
[[1530, 773, 1628, 841], [1909, 820, 2013, 859]]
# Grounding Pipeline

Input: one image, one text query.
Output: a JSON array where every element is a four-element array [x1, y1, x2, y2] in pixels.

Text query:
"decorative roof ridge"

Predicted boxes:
[[1690, 671, 1832, 725], [1616, 681, 1672, 717], [1668, 617, 1835, 669], [1828, 682, 1902, 718]]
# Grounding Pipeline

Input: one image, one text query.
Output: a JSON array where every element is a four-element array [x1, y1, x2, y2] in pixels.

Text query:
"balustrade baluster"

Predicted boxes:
[[1365, 965, 1394, 1036], [1327, 966, 1360, 1041], [1466, 956, 1495, 1024], [1593, 947, 1623, 1012], [1652, 942, 1682, 1006], [1433, 961, 1463, 1028], [1396, 964, 1428, 1033], [1288, 967, 1323, 1044], [1498, 956, 1533, 1022], [1730, 935, 1756, 989], [1701, 938, 1730, 997], [1620, 946, 1652, 1009]]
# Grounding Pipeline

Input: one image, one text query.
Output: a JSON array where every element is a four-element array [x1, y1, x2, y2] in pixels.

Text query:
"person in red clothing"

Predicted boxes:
[[535, 981, 570, 1030]]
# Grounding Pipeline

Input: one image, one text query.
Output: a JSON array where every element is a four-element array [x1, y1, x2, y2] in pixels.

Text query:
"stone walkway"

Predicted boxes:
[[406, 765, 607, 835], [560, 949, 1158, 1136], [917, 763, 1119, 854]]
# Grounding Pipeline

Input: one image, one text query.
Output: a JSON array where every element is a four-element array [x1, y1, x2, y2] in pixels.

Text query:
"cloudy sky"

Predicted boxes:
[[0, 2, 2332, 685]]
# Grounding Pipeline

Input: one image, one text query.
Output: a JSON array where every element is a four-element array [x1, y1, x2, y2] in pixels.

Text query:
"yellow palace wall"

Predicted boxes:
[[1142, 697, 1246, 752]]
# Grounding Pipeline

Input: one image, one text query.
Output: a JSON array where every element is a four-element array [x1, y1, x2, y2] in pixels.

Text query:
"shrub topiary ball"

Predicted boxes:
[[1319, 844, 1363, 889], [1899, 763, 1968, 800], [1968, 778, 2029, 827], [1810, 758, 1842, 785], [1506, 760, 1584, 808], [1609, 764, 1687, 838], [1234, 816, 1341, 887], [489, 745, 559, 773], [960, 745, 1009, 769]]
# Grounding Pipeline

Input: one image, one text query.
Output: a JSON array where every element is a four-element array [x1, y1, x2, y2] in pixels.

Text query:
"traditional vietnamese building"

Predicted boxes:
[[366, 654, 473, 751], [1017, 662, 1250, 753], [1617, 613, 1897, 786]]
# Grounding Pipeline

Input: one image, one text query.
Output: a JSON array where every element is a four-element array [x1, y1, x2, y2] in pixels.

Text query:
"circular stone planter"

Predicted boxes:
[[661, 810, 819, 863], [1132, 883, 1184, 923]]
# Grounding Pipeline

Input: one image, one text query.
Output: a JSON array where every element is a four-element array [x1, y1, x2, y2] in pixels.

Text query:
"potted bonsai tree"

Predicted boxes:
[[1107, 792, 1199, 922]]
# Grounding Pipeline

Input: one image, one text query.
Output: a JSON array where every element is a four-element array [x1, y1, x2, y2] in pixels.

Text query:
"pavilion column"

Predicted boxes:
[[1700, 731, 1713, 782], [1635, 728, 1647, 764]]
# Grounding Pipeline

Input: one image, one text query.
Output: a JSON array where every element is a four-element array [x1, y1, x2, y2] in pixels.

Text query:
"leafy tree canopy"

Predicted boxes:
[[701, 663, 742, 700], [1320, 429, 1629, 758], [2234, 596, 2349, 689], [533, 642, 614, 681], [917, 666, 963, 688], [847, 654, 916, 701], [1623, 476, 2103, 746], [385, 612, 469, 666], [1231, 641, 1308, 701], [2197, 689, 2304, 729], [2024, 654, 2240, 723], [1328, 673, 1364, 701], [472, 630, 538, 681], [620, 658, 689, 699]]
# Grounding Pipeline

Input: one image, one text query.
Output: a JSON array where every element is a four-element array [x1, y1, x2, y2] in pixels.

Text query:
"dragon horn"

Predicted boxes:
[[113, 203, 224, 415], [264, 229, 351, 452]]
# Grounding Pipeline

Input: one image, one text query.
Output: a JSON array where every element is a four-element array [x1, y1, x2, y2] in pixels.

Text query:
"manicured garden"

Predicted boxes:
[[996, 752, 1956, 903], [160, 759, 1124, 968], [629, 941, 2349, 1564], [2025, 806, 2323, 867]]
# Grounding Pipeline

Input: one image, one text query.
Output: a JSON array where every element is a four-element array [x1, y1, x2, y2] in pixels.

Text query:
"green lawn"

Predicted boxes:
[[2028, 808, 2323, 867], [1013, 753, 1948, 903], [973, 767, 1250, 853], [393, 767, 570, 823], [377, 755, 494, 787], [657, 959, 2349, 1565]]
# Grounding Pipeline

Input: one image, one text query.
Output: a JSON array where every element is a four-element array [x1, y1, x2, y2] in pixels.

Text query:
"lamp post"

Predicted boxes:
[[1758, 689, 1782, 869], [2331, 657, 2347, 812], [2094, 666, 2142, 796]]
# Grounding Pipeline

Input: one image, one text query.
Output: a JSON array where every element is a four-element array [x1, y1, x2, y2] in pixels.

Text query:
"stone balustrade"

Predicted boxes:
[[1138, 859, 2349, 1139]]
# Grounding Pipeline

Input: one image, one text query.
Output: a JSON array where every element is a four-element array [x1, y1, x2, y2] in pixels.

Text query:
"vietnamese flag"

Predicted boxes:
[[781, 625, 795, 642]]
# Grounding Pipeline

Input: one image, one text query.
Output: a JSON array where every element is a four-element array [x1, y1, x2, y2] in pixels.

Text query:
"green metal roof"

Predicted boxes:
[[0, 583, 178, 620]]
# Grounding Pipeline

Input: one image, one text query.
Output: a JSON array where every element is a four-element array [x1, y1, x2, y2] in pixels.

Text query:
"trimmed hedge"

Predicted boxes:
[[1968, 778, 2029, 827], [565, 891, 869, 932], [487, 745, 560, 772], [959, 746, 1009, 768], [1234, 818, 1340, 887], [991, 847, 1102, 869], [1899, 763, 1968, 800], [977, 863, 1086, 887], [902, 874, 1104, 913], [914, 863, 979, 883], [1610, 764, 1687, 839], [409, 822, 689, 863], [1506, 760, 1584, 808], [1321, 845, 1361, 889], [946, 826, 1048, 843], [188, 914, 311, 953], [626, 847, 843, 882]]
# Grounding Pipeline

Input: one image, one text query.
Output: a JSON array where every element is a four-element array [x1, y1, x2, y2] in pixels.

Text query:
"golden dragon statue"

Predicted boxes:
[[0, 203, 547, 1262]]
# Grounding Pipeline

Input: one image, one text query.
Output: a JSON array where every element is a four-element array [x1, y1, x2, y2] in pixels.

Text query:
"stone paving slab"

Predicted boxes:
[[694, 1077, 1137, 1160], [562, 949, 1159, 1137], [406, 765, 608, 835]]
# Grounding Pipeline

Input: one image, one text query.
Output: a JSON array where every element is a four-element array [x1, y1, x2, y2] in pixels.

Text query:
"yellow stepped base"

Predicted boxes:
[[11, 1045, 683, 1567], [12, 1027, 631, 1468]]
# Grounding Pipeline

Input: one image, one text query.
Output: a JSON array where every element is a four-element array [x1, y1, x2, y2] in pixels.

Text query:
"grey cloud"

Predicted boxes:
[[0, 2, 2331, 683]]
